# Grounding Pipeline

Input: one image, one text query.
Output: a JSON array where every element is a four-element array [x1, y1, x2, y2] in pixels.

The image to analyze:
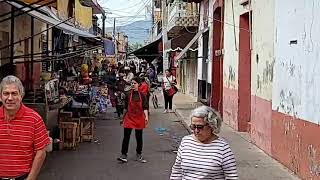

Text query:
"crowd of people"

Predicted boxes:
[[0, 59, 238, 180]]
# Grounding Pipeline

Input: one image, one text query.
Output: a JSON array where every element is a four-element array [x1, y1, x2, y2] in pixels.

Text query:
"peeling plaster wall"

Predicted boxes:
[[223, 0, 249, 130], [251, 0, 275, 100], [273, 0, 320, 124], [223, 0, 244, 90], [249, 0, 275, 155], [223, 0, 275, 153], [271, 1, 320, 179]]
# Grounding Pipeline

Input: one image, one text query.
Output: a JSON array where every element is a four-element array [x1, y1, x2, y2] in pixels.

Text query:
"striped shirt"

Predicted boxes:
[[170, 135, 238, 180], [0, 104, 50, 177]]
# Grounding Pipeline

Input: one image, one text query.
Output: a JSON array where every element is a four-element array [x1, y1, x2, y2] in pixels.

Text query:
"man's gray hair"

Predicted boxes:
[[0, 75, 25, 97], [190, 106, 222, 134]]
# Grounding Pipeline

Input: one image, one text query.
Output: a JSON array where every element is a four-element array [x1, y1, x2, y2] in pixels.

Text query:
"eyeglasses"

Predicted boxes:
[[189, 124, 208, 130]]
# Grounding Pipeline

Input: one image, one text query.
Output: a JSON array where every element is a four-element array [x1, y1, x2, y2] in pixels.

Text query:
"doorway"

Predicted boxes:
[[198, 30, 209, 103], [211, 7, 223, 115], [238, 12, 252, 132]]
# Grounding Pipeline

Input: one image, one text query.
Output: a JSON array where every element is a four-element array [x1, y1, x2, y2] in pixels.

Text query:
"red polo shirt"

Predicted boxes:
[[0, 104, 50, 177]]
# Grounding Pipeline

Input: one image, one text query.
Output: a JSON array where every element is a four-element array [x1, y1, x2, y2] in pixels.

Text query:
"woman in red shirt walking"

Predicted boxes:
[[139, 73, 150, 113], [118, 77, 149, 163]]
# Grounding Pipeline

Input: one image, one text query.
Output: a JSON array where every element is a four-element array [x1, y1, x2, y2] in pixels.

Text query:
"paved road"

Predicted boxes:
[[39, 105, 188, 180]]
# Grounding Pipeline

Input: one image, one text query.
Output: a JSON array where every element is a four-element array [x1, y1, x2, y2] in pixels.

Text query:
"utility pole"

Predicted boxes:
[[151, 0, 155, 41], [102, 12, 106, 38], [152, 0, 155, 26], [162, 0, 169, 71], [113, 18, 118, 64]]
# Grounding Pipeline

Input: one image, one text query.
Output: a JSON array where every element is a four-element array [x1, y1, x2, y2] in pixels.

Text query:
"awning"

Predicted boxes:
[[168, 31, 198, 52], [175, 28, 205, 61], [80, 0, 104, 14], [7, 1, 96, 38], [130, 36, 162, 62]]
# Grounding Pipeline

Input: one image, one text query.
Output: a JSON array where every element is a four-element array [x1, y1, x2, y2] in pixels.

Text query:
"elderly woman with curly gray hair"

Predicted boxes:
[[170, 106, 238, 180]]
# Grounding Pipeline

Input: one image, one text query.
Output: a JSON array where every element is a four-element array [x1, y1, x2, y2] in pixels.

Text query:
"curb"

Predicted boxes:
[[173, 108, 192, 134]]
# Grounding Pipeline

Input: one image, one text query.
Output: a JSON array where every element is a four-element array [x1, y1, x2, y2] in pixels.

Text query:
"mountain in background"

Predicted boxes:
[[105, 20, 152, 45]]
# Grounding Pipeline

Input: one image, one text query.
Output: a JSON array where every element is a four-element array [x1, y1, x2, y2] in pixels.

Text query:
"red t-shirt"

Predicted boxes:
[[0, 104, 50, 177], [139, 82, 149, 96]]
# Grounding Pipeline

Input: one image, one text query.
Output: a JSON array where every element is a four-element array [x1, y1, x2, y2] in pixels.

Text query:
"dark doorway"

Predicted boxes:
[[198, 30, 209, 103], [211, 7, 223, 115], [238, 12, 252, 132]]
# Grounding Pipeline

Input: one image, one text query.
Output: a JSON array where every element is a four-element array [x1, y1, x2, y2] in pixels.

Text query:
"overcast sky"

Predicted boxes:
[[97, 0, 152, 27]]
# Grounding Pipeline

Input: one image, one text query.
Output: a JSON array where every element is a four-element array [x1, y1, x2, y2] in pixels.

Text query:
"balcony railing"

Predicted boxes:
[[167, 1, 199, 32]]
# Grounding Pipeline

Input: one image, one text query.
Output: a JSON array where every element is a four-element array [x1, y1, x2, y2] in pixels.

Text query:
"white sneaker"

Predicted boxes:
[[117, 154, 128, 163], [168, 109, 175, 113], [136, 154, 147, 163], [163, 110, 168, 113]]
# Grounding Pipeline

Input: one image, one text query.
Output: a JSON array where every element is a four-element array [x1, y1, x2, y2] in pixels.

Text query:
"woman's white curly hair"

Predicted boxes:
[[190, 106, 223, 134]]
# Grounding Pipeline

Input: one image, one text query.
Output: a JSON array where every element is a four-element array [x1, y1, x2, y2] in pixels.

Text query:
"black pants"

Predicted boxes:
[[121, 128, 143, 155], [163, 92, 173, 110], [116, 105, 124, 118]]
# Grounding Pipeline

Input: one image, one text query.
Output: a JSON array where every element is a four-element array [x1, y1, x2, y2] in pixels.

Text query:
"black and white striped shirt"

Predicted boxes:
[[170, 135, 238, 180]]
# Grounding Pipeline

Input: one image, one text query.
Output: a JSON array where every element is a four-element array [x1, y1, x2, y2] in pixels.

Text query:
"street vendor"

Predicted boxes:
[[0, 75, 50, 180], [118, 77, 149, 163]]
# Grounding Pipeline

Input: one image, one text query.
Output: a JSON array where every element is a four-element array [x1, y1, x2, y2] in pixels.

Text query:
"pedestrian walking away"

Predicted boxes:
[[162, 69, 177, 113], [118, 77, 149, 163], [170, 106, 238, 180], [0, 76, 50, 180]]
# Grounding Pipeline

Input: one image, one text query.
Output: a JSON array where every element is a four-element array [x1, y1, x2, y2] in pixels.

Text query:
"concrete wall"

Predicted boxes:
[[223, 0, 275, 154], [12, 14, 49, 88], [249, 0, 275, 155], [222, 0, 245, 130], [272, 0, 320, 179]]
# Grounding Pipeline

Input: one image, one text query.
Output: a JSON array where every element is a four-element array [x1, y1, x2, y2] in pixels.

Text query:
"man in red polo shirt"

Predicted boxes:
[[0, 75, 49, 180]]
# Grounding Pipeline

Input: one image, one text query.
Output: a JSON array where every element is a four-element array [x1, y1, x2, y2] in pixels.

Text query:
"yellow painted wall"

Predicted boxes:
[[75, 0, 93, 31]]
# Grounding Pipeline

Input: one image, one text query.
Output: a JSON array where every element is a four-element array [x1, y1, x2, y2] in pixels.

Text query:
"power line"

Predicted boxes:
[[118, 0, 151, 26], [104, 1, 143, 11]]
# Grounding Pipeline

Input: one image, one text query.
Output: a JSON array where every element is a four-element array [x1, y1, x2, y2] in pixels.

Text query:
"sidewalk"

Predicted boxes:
[[173, 92, 300, 180]]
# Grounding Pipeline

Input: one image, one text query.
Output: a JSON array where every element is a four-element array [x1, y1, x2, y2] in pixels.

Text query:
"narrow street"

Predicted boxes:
[[38, 92, 300, 180], [39, 100, 188, 180]]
